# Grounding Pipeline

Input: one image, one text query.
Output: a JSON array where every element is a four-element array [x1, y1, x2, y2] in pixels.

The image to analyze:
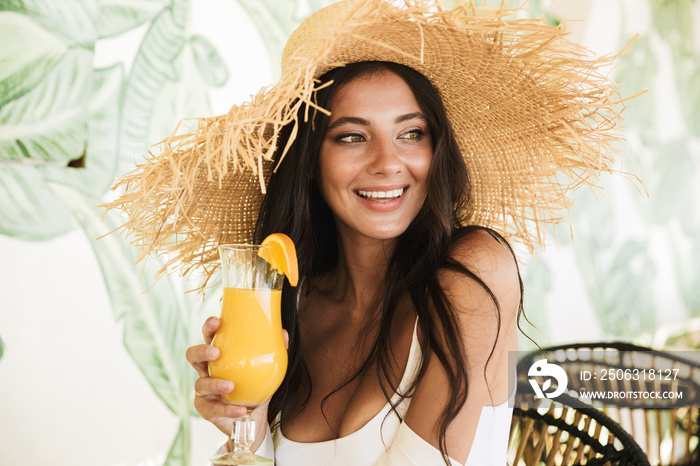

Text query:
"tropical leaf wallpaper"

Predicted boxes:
[[0, 0, 698, 465]]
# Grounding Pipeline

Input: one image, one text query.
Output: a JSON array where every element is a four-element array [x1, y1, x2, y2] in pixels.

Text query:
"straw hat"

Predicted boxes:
[[105, 0, 631, 286]]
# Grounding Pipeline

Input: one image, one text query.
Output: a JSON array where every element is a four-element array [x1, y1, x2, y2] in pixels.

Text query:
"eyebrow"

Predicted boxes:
[[326, 112, 427, 132], [396, 112, 427, 124]]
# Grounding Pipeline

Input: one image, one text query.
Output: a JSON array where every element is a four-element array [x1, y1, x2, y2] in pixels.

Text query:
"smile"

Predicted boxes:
[[356, 187, 406, 201]]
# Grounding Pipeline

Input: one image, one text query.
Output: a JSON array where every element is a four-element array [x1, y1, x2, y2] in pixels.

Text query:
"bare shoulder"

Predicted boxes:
[[404, 229, 521, 461], [440, 227, 521, 398], [441, 228, 521, 324]]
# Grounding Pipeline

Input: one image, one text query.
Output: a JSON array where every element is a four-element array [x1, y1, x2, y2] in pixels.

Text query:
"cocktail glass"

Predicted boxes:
[[208, 244, 288, 465]]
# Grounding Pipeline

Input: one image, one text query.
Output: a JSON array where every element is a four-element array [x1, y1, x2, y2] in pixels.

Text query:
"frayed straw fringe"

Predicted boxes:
[[101, 0, 637, 293]]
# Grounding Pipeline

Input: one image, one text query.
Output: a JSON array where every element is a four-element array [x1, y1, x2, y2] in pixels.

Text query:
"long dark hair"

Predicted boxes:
[[255, 61, 524, 463]]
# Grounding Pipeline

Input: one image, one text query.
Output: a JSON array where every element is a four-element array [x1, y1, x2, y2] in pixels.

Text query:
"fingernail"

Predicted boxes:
[[219, 381, 234, 392], [207, 347, 220, 359]]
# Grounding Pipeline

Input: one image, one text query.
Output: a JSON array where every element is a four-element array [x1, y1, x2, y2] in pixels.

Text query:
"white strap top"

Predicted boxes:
[[270, 321, 514, 465]]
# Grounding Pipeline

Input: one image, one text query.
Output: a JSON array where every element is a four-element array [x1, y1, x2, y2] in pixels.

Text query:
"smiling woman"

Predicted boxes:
[[253, 61, 514, 465], [104, 0, 632, 464]]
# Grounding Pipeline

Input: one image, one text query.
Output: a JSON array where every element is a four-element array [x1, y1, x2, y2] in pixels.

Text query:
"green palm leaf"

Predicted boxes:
[[0, 12, 67, 106], [164, 420, 189, 466], [58, 185, 223, 465], [43, 63, 124, 197], [119, 0, 188, 172], [0, 0, 25, 12], [56, 185, 191, 415], [688, 66, 700, 135], [0, 48, 92, 164], [189, 35, 228, 88], [96, 0, 168, 39], [672, 235, 700, 317], [18, 0, 97, 44], [0, 62, 121, 240], [0, 164, 75, 239], [148, 38, 217, 142], [236, 0, 301, 80]]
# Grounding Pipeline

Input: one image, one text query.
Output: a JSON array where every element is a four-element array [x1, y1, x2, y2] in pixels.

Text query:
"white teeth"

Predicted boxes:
[[357, 188, 405, 200]]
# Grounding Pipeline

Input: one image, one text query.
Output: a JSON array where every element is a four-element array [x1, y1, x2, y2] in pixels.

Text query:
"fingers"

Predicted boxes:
[[203, 316, 221, 344], [186, 316, 221, 376], [186, 344, 219, 377], [283, 329, 289, 350], [193, 378, 248, 420], [194, 396, 248, 421], [194, 376, 234, 398]]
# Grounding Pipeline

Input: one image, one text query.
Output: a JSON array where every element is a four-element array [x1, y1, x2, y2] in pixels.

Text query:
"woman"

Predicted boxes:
[[107, 1, 628, 464], [190, 61, 520, 465]]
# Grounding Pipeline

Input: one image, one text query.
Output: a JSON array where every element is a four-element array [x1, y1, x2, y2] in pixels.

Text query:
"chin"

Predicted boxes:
[[362, 224, 411, 241]]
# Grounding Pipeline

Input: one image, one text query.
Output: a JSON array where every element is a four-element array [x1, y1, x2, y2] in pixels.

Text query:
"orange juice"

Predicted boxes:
[[208, 287, 287, 406]]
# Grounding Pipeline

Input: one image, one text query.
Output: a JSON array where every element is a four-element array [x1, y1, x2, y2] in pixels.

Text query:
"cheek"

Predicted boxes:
[[411, 151, 433, 188], [317, 153, 350, 203], [318, 146, 364, 195]]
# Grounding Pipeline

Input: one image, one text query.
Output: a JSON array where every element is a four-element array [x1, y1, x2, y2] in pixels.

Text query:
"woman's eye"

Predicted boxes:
[[337, 133, 365, 143], [399, 129, 424, 140]]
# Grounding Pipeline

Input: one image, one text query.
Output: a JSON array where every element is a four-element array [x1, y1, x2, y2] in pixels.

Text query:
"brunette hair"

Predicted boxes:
[[256, 61, 524, 463]]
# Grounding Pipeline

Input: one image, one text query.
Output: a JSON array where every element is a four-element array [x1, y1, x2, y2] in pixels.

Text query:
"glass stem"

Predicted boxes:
[[231, 411, 255, 455]]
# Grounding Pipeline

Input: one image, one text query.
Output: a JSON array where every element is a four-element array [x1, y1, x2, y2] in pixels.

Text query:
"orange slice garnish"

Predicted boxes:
[[259, 233, 299, 287]]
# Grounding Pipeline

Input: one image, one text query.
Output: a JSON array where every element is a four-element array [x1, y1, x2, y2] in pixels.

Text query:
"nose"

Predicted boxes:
[[367, 137, 402, 176]]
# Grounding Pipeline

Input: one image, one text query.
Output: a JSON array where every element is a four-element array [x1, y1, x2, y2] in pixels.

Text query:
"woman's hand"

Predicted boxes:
[[186, 316, 289, 438], [186, 316, 252, 436]]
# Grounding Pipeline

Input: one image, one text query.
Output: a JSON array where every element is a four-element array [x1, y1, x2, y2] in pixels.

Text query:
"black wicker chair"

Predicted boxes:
[[517, 343, 700, 465], [509, 381, 650, 465]]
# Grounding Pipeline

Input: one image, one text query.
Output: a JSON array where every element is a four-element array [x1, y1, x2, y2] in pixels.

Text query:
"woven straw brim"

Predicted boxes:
[[103, 0, 630, 290]]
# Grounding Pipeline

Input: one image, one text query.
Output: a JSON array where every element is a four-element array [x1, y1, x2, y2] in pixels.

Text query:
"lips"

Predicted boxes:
[[356, 187, 406, 201]]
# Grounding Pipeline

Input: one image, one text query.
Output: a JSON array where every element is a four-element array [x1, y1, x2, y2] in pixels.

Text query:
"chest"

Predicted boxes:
[[281, 306, 416, 442]]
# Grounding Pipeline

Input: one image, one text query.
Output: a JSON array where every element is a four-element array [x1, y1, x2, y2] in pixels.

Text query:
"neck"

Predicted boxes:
[[319, 231, 396, 321]]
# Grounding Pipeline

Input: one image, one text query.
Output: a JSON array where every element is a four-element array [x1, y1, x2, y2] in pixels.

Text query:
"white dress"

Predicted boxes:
[[263, 321, 514, 465]]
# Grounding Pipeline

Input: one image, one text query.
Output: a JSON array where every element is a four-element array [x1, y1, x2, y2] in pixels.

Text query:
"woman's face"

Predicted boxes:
[[317, 70, 433, 242]]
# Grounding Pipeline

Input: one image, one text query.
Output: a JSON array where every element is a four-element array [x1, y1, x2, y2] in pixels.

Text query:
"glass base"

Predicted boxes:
[[209, 451, 273, 465]]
